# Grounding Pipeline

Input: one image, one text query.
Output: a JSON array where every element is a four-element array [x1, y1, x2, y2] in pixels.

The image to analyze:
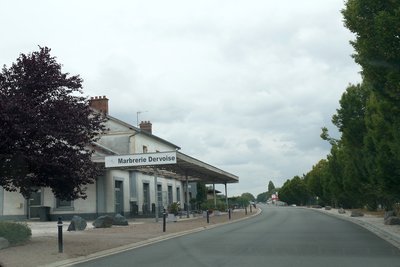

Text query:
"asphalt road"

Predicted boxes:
[[75, 205, 400, 267]]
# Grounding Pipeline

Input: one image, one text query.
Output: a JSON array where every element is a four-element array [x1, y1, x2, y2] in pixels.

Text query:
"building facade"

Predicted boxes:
[[0, 96, 236, 221]]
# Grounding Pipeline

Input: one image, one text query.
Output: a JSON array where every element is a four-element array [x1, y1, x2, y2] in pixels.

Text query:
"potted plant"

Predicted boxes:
[[167, 202, 180, 222]]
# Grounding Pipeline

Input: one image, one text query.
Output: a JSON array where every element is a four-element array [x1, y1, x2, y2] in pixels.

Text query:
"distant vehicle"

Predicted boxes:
[[291, 204, 297, 207]]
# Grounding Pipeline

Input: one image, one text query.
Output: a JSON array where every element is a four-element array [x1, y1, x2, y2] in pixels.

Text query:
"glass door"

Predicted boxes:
[[29, 188, 42, 219]]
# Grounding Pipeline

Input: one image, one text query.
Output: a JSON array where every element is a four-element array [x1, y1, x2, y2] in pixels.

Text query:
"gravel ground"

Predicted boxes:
[[0, 209, 257, 267]]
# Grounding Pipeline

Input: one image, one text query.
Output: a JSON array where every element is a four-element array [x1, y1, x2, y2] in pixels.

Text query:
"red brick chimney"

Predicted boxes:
[[139, 121, 152, 134], [89, 96, 109, 114]]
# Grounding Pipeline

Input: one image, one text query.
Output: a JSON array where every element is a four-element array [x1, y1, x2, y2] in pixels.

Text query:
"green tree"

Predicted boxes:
[[363, 94, 397, 208], [325, 145, 346, 207], [302, 0, 400, 210], [342, 0, 400, 101], [278, 179, 294, 204], [332, 83, 370, 208], [279, 176, 309, 206], [305, 159, 328, 205], [241, 192, 255, 202], [343, 0, 400, 207], [0, 47, 105, 200], [196, 182, 207, 203], [227, 193, 255, 208], [256, 192, 267, 203], [268, 180, 275, 193]]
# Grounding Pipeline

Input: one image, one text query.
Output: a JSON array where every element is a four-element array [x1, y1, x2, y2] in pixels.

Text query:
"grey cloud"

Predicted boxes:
[[0, 0, 362, 197]]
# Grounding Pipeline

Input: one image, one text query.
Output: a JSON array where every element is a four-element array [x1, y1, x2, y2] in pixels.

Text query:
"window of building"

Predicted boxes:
[[157, 184, 162, 208], [176, 187, 181, 202], [143, 145, 148, 153], [143, 183, 150, 214], [168, 185, 173, 205], [56, 198, 73, 210]]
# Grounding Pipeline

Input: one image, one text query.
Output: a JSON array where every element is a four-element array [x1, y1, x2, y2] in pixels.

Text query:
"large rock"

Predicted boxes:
[[113, 214, 128, 226], [92, 215, 113, 228], [0, 237, 9, 250], [384, 216, 400, 225], [338, 208, 346, 214], [351, 210, 364, 217], [67, 215, 87, 231], [384, 211, 395, 221]]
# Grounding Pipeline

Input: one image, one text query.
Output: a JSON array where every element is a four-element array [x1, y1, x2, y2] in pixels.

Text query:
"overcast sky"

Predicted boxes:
[[1, 0, 361, 197]]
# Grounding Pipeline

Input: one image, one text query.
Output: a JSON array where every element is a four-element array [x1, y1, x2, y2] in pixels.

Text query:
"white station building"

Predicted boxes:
[[0, 96, 239, 221]]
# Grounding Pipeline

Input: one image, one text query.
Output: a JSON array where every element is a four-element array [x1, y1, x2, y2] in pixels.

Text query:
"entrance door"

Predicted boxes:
[[143, 183, 150, 214], [29, 188, 42, 219], [115, 181, 124, 215], [157, 184, 162, 210]]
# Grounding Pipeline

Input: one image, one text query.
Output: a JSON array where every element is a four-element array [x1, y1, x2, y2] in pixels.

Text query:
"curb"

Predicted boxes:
[[41, 208, 262, 267]]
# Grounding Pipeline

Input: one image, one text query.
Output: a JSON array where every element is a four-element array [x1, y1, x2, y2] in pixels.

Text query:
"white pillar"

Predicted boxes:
[[154, 170, 158, 222], [225, 183, 228, 209], [213, 183, 216, 208], [186, 172, 190, 218]]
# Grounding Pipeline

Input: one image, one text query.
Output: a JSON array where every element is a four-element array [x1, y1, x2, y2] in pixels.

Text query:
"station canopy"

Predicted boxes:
[[105, 151, 238, 184]]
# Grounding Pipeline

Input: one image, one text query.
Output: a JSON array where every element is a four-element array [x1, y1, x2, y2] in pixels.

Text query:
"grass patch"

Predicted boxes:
[[0, 221, 32, 245]]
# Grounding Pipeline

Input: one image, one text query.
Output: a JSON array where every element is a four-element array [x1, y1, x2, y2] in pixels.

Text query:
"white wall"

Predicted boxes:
[[3, 190, 25, 216], [70, 184, 97, 214], [1, 116, 184, 218], [133, 134, 176, 154], [106, 119, 133, 133]]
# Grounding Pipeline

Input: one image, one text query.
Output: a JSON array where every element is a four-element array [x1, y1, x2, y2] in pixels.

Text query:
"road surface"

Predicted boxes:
[[75, 205, 400, 267]]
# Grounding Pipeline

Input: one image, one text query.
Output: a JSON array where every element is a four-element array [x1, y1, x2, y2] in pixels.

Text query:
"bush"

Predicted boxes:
[[200, 199, 227, 212], [168, 202, 180, 215], [0, 221, 32, 245], [393, 203, 400, 216]]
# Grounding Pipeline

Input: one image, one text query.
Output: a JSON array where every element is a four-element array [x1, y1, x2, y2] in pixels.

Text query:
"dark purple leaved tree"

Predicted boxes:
[[0, 46, 105, 200]]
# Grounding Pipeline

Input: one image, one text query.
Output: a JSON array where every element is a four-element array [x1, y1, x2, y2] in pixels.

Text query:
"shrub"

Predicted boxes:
[[200, 200, 227, 212], [168, 202, 180, 215], [0, 221, 32, 245], [393, 203, 400, 216]]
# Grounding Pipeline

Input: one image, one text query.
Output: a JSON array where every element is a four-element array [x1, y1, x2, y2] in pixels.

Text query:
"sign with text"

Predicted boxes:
[[105, 151, 177, 168]]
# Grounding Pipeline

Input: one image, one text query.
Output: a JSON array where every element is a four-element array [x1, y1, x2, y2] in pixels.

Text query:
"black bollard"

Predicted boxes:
[[206, 210, 210, 224], [163, 209, 166, 232], [57, 217, 63, 253], [228, 208, 231, 220]]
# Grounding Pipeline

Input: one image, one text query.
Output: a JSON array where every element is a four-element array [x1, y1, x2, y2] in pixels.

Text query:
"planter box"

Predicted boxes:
[[167, 213, 177, 222]]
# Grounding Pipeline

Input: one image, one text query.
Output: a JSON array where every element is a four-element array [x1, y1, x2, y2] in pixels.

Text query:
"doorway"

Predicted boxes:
[[143, 183, 150, 214], [29, 188, 42, 219], [115, 180, 124, 215]]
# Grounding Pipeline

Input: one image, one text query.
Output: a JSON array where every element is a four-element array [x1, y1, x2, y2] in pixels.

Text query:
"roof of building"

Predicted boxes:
[[90, 101, 238, 185], [105, 114, 181, 150]]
